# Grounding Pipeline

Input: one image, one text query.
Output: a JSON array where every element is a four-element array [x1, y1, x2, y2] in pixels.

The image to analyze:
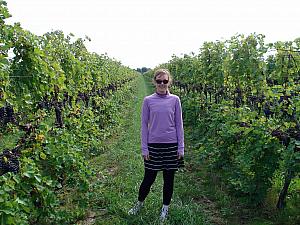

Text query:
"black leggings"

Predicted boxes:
[[138, 169, 175, 205]]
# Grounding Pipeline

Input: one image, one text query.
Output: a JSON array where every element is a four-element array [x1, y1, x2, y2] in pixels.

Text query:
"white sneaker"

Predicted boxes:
[[128, 201, 144, 215], [160, 206, 169, 221]]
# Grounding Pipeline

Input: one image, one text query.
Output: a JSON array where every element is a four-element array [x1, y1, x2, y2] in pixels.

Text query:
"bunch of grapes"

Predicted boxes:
[[0, 149, 20, 176]]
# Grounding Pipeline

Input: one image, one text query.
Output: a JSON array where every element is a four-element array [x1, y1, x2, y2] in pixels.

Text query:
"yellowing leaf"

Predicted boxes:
[[36, 134, 45, 141], [40, 152, 47, 160]]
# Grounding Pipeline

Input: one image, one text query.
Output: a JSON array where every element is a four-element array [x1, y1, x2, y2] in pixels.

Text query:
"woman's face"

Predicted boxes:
[[155, 73, 169, 93]]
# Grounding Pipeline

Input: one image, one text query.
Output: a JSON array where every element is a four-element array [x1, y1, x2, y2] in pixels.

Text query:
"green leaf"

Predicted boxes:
[[16, 197, 27, 205], [23, 172, 31, 178], [40, 152, 47, 160], [24, 100, 33, 104], [34, 175, 41, 183]]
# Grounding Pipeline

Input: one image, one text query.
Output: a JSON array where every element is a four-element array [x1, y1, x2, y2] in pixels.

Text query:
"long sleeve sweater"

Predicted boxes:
[[141, 91, 184, 156]]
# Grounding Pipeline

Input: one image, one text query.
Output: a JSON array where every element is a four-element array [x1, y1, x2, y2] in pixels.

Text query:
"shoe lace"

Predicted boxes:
[[161, 207, 168, 218]]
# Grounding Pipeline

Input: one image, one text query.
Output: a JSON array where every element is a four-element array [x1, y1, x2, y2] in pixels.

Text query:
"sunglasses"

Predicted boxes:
[[155, 79, 169, 84]]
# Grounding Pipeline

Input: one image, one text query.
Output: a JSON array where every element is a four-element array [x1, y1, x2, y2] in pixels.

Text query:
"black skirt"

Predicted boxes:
[[144, 143, 184, 171]]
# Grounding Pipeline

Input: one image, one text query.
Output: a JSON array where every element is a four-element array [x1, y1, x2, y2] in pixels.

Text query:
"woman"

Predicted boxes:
[[128, 68, 184, 221]]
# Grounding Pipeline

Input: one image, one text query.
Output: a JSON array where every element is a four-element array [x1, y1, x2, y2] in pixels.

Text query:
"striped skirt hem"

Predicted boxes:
[[144, 143, 184, 171]]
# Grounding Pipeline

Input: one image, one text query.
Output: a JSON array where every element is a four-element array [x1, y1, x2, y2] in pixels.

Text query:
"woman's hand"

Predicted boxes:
[[177, 153, 183, 159], [143, 154, 150, 160]]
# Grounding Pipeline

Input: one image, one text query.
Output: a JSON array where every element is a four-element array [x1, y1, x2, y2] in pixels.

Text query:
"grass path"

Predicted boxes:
[[80, 76, 226, 225]]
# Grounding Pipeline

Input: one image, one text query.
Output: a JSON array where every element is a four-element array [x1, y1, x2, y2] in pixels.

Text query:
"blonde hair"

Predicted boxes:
[[153, 68, 173, 85]]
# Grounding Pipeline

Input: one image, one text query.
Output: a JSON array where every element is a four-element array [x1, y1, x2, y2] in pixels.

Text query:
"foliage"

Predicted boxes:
[[0, 2, 138, 224], [158, 33, 300, 207]]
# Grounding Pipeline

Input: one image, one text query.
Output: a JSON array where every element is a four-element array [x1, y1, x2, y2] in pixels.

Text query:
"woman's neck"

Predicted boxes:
[[156, 89, 168, 95]]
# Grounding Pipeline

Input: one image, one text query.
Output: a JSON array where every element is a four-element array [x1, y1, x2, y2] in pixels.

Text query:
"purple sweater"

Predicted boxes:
[[141, 91, 184, 156]]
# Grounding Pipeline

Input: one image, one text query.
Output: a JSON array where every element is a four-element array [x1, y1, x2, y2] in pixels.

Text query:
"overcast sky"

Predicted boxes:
[[5, 0, 300, 69]]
